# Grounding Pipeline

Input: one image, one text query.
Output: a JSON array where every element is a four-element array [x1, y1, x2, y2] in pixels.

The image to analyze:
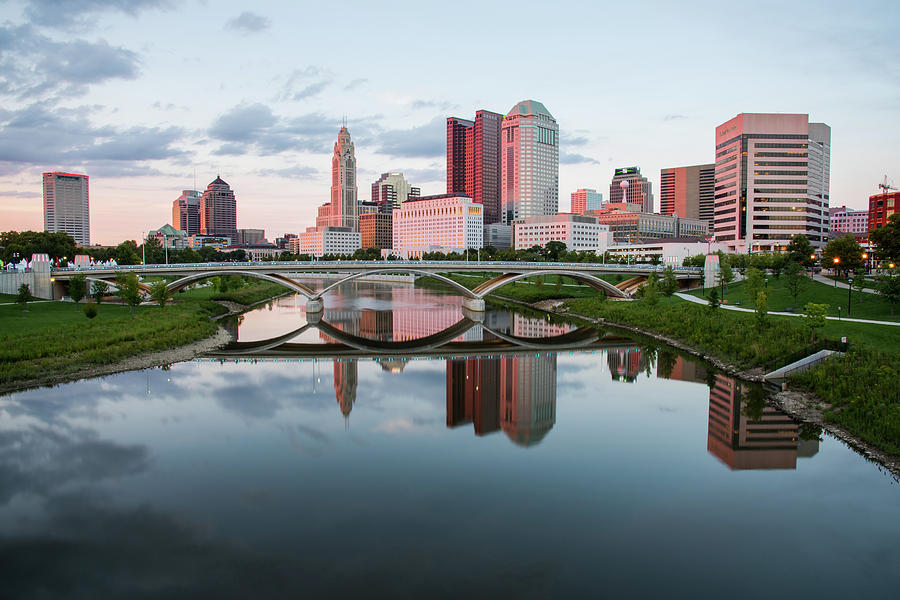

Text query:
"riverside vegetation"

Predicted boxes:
[[0, 276, 285, 391]]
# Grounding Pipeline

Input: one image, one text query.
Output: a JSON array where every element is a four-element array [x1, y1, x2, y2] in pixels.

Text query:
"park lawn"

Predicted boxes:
[[1, 300, 148, 336], [418, 272, 603, 302], [0, 293, 20, 303], [688, 276, 900, 322]]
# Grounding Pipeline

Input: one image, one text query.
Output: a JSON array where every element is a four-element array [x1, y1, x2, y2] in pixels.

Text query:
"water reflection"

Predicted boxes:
[[1, 284, 896, 597]]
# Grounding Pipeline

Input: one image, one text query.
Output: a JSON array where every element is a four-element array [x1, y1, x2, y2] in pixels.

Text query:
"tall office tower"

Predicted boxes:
[[608, 167, 654, 212], [43, 172, 89, 245], [371, 172, 420, 213], [570, 188, 604, 214], [500, 100, 559, 224], [172, 190, 202, 236], [713, 113, 831, 251], [446, 117, 472, 194], [200, 175, 237, 238], [331, 126, 358, 231], [446, 110, 503, 224], [659, 164, 715, 227]]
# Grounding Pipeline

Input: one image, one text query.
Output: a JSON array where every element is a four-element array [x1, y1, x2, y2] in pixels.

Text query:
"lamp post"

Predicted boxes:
[[833, 257, 839, 287], [847, 272, 852, 317], [141, 232, 146, 265], [862, 252, 868, 274]]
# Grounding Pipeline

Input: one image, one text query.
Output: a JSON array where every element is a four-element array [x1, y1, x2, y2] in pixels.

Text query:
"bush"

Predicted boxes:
[[83, 302, 98, 320]]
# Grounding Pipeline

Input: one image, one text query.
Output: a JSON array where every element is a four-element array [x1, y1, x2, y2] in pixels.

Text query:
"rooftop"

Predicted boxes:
[[506, 99, 554, 120]]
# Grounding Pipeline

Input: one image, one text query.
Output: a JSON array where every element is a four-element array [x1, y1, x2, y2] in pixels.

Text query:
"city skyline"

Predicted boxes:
[[0, 0, 898, 244]]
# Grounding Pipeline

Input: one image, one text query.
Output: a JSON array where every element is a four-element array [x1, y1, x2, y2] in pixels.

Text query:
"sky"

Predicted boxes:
[[0, 0, 898, 245]]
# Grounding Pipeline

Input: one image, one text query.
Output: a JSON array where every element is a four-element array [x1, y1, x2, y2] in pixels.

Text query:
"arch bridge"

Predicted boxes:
[[51, 260, 702, 313]]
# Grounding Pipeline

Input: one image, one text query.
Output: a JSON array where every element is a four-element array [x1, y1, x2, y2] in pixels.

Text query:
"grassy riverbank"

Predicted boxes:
[[0, 280, 286, 392], [564, 296, 900, 458]]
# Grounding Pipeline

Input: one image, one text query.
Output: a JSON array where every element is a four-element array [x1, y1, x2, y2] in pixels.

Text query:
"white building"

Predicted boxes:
[[294, 226, 361, 257], [829, 206, 869, 236], [713, 113, 831, 251], [371, 172, 420, 212], [605, 238, 730, 266], [392, 194, 483, 259], [43, 172, 89, 245], [514, 214, 612, 252], [500, 100, 559, 225]]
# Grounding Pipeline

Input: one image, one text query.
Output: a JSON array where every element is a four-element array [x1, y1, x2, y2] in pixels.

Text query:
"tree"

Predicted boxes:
[[876, 272, 900, 316], [785, 234, 815, 266], [869, 213, 900, 263], [16, 283, 33, 312], [114, 240, 141, 265], [755, 291, 768, 329], [660, 266, 678, 301], [803, 302, 829, 342], [642, 272, 659, 305], [0, 230, 76, 264], [68, 273, 87, 306], [141, 237, 165, 264], [544, 241, 567, 261], [769, 253, 786, 278], [91, 280, 109, 304], [707, 287, 720, 310], [823, 235, 864, 277], [117, 272, 143, 314], [717, 262, 734, 302], [783, 261, 808, 310], [149, 280, 172, 308], [743, 267, 764, 306]]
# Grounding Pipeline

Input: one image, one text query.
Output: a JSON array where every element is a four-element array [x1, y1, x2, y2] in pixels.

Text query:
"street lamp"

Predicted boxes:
[[833, 257, 839, 287]]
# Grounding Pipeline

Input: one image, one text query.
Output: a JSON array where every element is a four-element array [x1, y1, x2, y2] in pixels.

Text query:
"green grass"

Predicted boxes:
[[0, 279, 286, 392], [689, 277, 900, 321], [0, 299, 226, 388], [0, 293, 20, 303], [564, 297, 813, 369]]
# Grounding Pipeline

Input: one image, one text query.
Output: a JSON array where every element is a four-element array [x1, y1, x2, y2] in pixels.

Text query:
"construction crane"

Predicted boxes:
[[879, 175, 898, 193]]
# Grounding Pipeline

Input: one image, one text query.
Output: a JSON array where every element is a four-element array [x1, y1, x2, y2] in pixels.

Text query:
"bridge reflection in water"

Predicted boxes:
[[205, 303, 819, 463]]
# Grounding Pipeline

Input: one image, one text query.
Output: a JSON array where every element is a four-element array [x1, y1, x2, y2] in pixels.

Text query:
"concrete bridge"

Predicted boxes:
[[42, 259, 702, 312]]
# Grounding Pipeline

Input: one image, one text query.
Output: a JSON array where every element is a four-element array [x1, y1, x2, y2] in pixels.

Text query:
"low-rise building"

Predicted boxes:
[[869, 190, 900, 232], [484, 224, 512, 249], [148, 224, 189, 249], [604, 237, 729, 266], [586, 207, 708, 243], [189, 234, 231, 249], [359, 212, 393, 249], [829, 206, 869, 238], [225, 244, 281, 261], [293, 226, 362, 257], [392, 193, 483, 259], [514, 214, 612, 251]]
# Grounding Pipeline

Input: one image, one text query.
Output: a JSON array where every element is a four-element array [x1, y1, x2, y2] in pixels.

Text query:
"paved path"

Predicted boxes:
[[675, 292, 900, 326], [811, 273, 879, 294]]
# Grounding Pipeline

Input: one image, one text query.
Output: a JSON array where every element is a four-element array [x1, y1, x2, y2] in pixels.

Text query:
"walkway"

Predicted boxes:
[[674, 292, 900, 326], [811, 273, 879, 294]]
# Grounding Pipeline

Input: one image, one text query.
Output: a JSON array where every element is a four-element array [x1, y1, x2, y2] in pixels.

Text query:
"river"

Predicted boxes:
[[0, 282, 898, 598]]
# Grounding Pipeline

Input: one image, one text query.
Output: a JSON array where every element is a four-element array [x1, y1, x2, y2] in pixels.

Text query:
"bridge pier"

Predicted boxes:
[[462, 297, 485, 312], [306, 298, 324, 315], [461, 306, 485, 323]]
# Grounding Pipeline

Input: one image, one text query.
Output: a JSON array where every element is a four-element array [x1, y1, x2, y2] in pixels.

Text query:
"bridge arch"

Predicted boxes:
[[315, 268, 478, 299], [471, 270, 629, 299], [166, 271, 318, 298]]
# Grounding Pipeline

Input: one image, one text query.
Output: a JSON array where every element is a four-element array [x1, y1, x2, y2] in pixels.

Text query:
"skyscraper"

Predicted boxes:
[[570, 189, 604, 214], [371, 172, 420, 213], [608, 167, 654, 212], [446, 110, 503, 224], [200, 176, 237, 238], [500, 100, 559, 225], [331, 126, 358, 231], [713, 113, 830, 251], [659, 164, 715, 227], [43, 172, 89, 245], [172, 189, 201, 236]]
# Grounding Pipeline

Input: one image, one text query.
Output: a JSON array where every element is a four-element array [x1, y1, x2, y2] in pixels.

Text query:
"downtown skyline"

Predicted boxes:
[[0, 0, 898, 245]]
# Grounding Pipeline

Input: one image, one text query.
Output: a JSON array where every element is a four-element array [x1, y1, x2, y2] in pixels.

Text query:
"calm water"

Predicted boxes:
[[1, 282, 898, 598]]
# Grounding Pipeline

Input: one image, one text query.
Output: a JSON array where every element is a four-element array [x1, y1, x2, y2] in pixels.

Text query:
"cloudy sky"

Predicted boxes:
[[0, 0, 898, 245]]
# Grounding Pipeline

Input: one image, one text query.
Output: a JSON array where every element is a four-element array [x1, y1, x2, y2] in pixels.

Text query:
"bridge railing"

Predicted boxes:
[[52, 260, 703, 273]]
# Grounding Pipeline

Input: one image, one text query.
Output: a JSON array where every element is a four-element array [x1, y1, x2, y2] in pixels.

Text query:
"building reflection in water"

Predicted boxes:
[[446, 354, 557, 447], [706, 373, 818, 470], [607, 348, 646, 382]]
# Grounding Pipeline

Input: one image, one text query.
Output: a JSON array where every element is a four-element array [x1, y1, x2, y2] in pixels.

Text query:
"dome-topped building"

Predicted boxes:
[[500, 100, 559, 225]]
